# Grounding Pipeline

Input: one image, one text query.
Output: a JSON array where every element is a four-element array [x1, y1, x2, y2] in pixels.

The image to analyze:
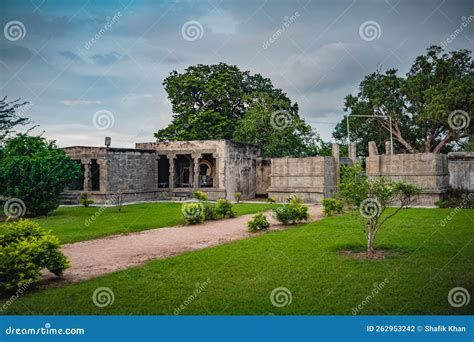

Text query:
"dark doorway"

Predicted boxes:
[[158, 156, 170, 188], [91, 159, 100, 191], [175, 155, 192, 187]]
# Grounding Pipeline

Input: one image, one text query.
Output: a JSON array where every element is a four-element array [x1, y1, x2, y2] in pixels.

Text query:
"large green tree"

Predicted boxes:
[[0, 135, 81, 216], [155, 63, 298, 141], [333, 46, 473, 154]]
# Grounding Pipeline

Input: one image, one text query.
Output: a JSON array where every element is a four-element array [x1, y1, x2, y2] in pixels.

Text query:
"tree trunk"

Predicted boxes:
[[367, 230, 375, 258]]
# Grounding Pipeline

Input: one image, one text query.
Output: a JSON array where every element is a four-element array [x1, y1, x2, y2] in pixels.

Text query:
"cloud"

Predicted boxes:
[[61, 100, 103, 106], [58, 50, 83, 62], [89, 52, 129, 65], [0, 46, 33, 62]]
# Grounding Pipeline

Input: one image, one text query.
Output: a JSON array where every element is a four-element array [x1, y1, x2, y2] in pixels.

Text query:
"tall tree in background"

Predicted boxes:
[[0, 97, 31, 143], [155, 63, 298, 141], [333, 46, 473, 154]]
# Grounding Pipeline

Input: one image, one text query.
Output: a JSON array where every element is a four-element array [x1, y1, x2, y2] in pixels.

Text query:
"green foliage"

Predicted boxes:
[[322, 198, 343, 216], [0, 97, 31, 143], [214, 199, 236, 218], [0, 219, 69, 294], [265, 197, 276, 203], [181, 202, 205, 224], [80, 193, 94, 208], [0, 135, 81, 216], [435, 188, 473, 208], [333, 46, 473, 154], [193, 191, 208, 201], [203, 202, 218, 220], [338, 163, 368, 207], [247, 212, 270, 233], [234, 192, 242, 203], [273, 196, 309, 224]]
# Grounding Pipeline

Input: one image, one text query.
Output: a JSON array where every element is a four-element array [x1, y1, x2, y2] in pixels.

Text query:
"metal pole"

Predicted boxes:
[[389, 116, 394, 154], [346, 116, 350, 144]]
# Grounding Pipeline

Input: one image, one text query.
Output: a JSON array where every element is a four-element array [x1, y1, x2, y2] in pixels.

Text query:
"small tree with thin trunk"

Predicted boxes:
[[338, 164, 421, 258]]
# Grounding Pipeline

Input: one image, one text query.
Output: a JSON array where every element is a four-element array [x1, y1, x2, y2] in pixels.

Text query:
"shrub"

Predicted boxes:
[[181, 202, 205, 224], [266, 197, 276, 203], [0, 135, 81, 216], [322, 198, 343, 216], [214, 199, 236, 218], [247, 213, 270, 232], [80, 193, 94, 207], [234, 192, 242, 203], [273, 196, 309, 224], [193, 191, 208, 202], [203, 202, 218, 220], [435, 188, 473, 208], [0, 220, 70, 294]]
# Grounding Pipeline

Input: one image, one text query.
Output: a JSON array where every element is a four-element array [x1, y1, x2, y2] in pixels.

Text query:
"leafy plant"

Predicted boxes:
[[266, 197, 276, 203], [322, 198, 343, 216], [193, 191, 208, 202], [181, 202, 205, 224], [247, 212, 270, 232], [0, 134, 81, 216], [234, 192, 242, 203], [0, 219, 70, 294], [80, 193, 94, 207], [203, 202, 218, 220], [273, 196, 309, 224], [435, 188, 473, 208], [214, 199, 236, 218]]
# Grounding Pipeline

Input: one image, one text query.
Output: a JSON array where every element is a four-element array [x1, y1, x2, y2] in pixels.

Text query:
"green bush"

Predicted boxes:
[[203, 202, 218, 220], [266, 197, 276, 203], [273, 196, 309, 224], [181, 202, 205, 224], [0, 135, 81, 216], [247, 213, 270, 232], [234, 192, 242, 203], [80, 193, 94, 207], [193, 191, 208, 201], [435, 188, 473, 208], [0, 220, 70, 294], [214, 199, 236, 218], [322, 198, 343, 216]]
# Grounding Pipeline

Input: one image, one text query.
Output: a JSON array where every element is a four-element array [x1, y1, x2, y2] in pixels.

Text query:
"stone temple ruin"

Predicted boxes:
[[62, 139, 473, 206]]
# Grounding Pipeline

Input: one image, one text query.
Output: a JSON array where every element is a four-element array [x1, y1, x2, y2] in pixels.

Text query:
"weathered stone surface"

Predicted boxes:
[[448, 152, 474, 191]]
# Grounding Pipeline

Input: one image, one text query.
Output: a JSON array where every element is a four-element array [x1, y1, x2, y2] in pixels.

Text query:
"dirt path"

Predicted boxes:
[[43, 205, 323, 284]]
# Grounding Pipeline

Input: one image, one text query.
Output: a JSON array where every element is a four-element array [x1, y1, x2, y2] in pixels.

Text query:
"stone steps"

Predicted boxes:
[[60, 193, 80, 205]]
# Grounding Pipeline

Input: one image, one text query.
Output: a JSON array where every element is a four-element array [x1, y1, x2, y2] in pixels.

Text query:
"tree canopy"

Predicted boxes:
[[0, 96, 30, 143], [333, 46, 473, 154]]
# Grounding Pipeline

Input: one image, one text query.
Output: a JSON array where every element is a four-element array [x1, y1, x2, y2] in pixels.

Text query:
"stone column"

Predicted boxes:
[[368, 141, 378, 156], [156, 156, 161, 190], [97, 159, 108, 193], [192, 153, 201, 189], [168, 154, 176, 189], [332, 144, 340, 188], [212, 153, 219, 188], [348, 142, 357, 164], [81, 159, 91, 191], [385, 141, 392, 155]]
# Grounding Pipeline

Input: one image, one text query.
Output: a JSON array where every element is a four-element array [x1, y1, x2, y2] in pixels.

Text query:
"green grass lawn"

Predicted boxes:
[[2, 208, 473, 315], [1, 202, 277, 244]]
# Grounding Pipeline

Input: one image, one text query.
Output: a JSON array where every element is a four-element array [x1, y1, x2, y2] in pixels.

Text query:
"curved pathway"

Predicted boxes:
[[43, 205, 323, 284]]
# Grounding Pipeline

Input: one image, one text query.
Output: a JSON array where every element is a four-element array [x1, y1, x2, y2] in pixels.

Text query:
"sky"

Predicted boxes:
[[0, 0, 472, 147]]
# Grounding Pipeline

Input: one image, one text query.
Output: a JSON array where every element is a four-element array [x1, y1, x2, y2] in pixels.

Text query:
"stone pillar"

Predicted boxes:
[[81, 159, 91, 191], [156, 156, 161, 190], [192, 153, 201, 189], [385, 141, 392, 155], [168, 154, 176, 189], [97, 159, 108, 193], [348, 142, 357, 164], [332, 144, 340, 188], [368, 141, 378, 156], [213, 153, 219, 188]]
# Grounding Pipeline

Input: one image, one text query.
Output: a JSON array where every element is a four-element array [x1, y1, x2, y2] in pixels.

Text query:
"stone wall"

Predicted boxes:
[[267, 156, 337, 203], [366, 143, 449, 205], [256, 158, 271, 197], [448, 152, 474, 191]]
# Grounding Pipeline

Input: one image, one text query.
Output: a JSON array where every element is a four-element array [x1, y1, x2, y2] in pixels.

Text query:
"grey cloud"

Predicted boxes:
[[89, 52, 129, 65], [0, 46, 33, 62], [58, 50, 83, 62]]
